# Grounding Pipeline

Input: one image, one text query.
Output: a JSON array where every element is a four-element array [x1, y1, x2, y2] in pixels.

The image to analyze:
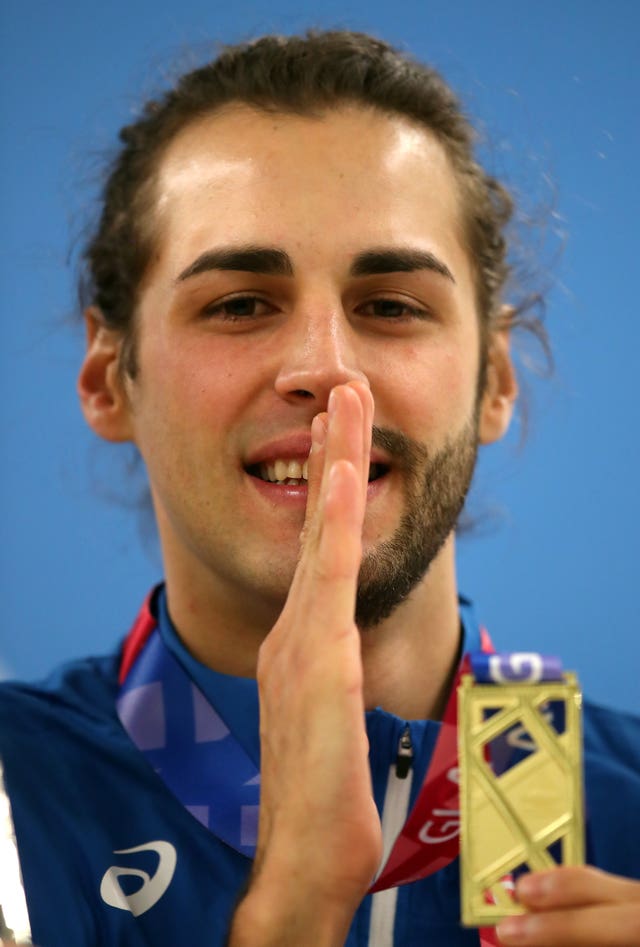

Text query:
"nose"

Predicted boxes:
[[274, 304, 368, 406]]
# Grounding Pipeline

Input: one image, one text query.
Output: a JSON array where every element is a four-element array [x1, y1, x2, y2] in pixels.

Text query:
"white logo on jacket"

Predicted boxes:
[[100, 840, 177, 917]]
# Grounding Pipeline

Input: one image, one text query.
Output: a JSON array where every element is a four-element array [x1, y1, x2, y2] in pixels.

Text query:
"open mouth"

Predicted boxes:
[[246, 459, 389, 486]]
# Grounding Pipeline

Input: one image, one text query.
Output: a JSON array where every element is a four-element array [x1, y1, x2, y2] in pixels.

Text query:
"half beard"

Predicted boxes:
[[355, 417, 478, 629]]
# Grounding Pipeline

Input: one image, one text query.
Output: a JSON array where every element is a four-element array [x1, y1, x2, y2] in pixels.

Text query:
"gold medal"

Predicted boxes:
[[458, 671, 585, 926]]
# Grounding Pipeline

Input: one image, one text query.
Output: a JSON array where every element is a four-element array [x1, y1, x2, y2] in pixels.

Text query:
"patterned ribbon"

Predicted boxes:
[[118, 621, 261, 855]]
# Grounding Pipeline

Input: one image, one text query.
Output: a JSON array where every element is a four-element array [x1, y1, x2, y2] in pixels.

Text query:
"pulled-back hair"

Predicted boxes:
[[80, 30, 546, 378]]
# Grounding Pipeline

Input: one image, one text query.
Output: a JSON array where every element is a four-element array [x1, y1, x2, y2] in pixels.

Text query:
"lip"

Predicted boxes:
[[249, 475, 310, 507]]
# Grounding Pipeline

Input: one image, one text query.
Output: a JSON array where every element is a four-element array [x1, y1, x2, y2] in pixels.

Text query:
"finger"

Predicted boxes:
[[318, 459, 366, 581], [302, 385, 365, 551], [496, 902, 640, 946], [289, 382, 370, 615], [292, 459, 365, 638], [289, 396, 368, 627], [346, 380, 373, 495], [303, 411, 328, 534], [516, 866, 640, 911], [323, 384, 366, 482]]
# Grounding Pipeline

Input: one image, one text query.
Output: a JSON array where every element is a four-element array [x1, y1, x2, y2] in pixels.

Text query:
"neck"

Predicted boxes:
[[360, 538, 462, 720], [162, 533, 462, 720], [162, 548, 284, 679]]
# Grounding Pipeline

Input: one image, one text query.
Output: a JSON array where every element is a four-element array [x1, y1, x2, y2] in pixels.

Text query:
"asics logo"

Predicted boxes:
[[100, 840, 177, 917]]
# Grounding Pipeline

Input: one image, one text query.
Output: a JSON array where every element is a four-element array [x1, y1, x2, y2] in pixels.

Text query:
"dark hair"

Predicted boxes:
[[80, 29, 547, 378]]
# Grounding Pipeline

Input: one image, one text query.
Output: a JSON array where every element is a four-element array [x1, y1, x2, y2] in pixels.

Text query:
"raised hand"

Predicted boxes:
[[229, 382, 381, 946]]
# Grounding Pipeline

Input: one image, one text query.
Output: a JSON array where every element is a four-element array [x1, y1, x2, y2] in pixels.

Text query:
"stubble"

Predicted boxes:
[[355, 419, 478, 629]]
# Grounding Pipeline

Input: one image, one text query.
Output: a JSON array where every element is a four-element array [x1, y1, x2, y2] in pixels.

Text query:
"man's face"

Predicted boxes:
[[118, 105, 506, 623]]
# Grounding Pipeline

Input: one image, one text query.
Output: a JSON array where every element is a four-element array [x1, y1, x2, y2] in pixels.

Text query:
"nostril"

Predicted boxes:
[[291, 389, 314, 399]]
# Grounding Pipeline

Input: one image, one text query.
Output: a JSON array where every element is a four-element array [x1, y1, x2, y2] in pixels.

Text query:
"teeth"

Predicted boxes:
[[259, 458, 309, 483], [257, 458, 385, 484]]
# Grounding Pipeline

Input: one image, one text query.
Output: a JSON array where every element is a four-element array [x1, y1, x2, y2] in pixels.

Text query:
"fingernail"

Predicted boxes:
[[328, 388, 337, 417], [516, 871, 551, 903], [311, 414, 326, 448], [496, 914, 530, 943]]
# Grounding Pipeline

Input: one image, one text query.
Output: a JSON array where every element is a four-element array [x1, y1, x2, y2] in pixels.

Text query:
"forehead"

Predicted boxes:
[[151, 104, 471, 283]]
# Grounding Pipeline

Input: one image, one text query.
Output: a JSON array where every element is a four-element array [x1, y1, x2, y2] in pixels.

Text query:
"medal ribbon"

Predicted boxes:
[[118, 592, 261, 856], [371, 649, 564, 891], [117, 591, 562, 944]]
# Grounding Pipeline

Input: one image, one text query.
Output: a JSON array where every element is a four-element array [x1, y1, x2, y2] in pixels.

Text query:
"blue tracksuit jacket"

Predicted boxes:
[[1, 593, 638, 946]]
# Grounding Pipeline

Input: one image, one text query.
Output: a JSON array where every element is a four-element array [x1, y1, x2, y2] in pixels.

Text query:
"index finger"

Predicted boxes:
[[302, 382, 373, 550]]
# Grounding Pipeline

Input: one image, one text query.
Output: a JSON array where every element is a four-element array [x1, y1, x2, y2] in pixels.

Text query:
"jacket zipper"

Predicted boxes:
[[395, 727, 413, 779], [368, 728, 414, 946]]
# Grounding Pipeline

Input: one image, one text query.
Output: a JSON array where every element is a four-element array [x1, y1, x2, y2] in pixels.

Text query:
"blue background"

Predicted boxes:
[[1, 1, 638, 714]]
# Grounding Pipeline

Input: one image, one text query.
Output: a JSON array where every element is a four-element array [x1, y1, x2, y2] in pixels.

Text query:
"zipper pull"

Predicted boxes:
[[395, 726, 414, 779]]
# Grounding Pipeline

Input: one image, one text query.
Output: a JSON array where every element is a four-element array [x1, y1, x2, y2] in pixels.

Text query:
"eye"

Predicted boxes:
[[357, 297, 432, 321], [202, 294, 275, 320]]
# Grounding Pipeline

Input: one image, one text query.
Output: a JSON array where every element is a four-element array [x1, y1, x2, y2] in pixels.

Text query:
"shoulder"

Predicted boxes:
[[0, 651, 122, 753]]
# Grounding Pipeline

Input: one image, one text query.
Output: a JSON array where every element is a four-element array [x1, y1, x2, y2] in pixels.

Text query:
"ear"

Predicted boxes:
[[77, 307, 134, 443], [478, 324, 518, 445]]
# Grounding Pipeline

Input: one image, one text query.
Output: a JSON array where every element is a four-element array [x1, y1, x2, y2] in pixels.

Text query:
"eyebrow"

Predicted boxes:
[[349, 247, 455, 283], [176, 246, 294, 282], [175, 244, 455, 284]]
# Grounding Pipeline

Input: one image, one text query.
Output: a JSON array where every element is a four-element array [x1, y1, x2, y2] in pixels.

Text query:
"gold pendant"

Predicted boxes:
[[458, 672, 584, 926]]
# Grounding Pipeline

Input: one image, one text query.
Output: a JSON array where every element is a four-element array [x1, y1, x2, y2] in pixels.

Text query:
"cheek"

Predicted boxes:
[[142, 335, 251, 418], [370, 342, 478, 436]]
